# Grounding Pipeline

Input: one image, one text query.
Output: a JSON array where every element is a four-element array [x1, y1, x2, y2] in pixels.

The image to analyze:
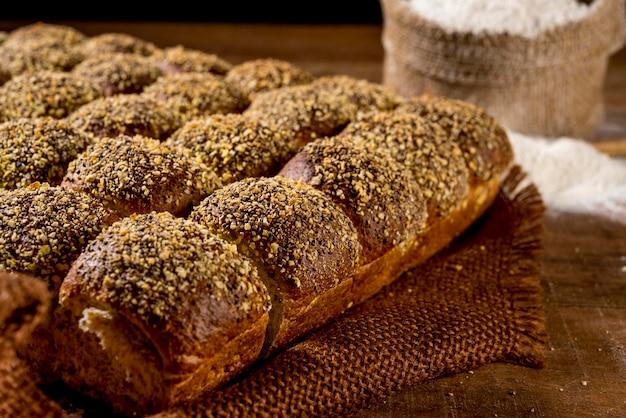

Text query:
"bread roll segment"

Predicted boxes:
[[55, 212, 271, 415], [190, 176, 362, 357]]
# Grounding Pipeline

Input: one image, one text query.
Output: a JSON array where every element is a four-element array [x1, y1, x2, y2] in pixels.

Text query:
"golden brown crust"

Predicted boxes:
[[71, 52, 164, 96], [340, 111, 470, 218], [61, 135, 221, 217], [56, 211, 270, 415], [79, 32, 159, 58], [279, 135, 427, 264], [395, 95, 515, 183], [350, 177, 502, 307], [224, 58, 315, 100], [243, 84, 357, 149], [141, 73, 249, 123], [67, 94, 181, 141], [3, 22, 86, 47], [0, 24, 86, 76], [189, 176, 361, 354], [0, 71, 101, 121], [153, 45, 233, 76], [311, 74, 403, 118], [165, 113, 297, 184], [0, 117, 91, 190], [0, 182, 118, 292]]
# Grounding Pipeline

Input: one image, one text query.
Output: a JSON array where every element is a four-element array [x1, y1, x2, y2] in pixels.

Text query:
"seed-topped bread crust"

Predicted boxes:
[[395, 95, 514, 183], [64, 211, 270, 327], [191, 175, 361, 291], [165, 113, 297, 184], [61, 135, 221, 217], [0, 23, 86, 76], [67, 93, 181, 141], [56, 211, 271, 414], [340, 111, 470, 218], [0, 182, 117, 291], [3, 22, 86, 48], [190, 176, 361, 353], [243, 84, 357, 149], [78, 32, 159, 58], [311, 74, 402, 118], [154, 45, 233, 76], [0, 117, 92, 190], [224, 58, 315, 101], [71, 52, 164, 96], [279, 136, 427, 264], [141, 73, 249, 123], [0, 71, 101, 121]]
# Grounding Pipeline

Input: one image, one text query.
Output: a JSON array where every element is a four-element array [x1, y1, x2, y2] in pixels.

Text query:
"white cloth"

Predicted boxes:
[[508, 131, 626, 224]]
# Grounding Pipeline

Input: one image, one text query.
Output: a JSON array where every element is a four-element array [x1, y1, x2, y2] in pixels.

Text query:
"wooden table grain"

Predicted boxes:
[[1, 20, 625, 417]]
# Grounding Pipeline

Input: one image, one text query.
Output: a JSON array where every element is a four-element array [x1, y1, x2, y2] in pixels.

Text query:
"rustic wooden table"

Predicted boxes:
[[1, 20, 624, 417]]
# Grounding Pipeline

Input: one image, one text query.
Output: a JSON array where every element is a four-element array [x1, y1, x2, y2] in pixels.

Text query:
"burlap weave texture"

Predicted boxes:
[[0, 167, 546, 417], [380, 0, 626, 140]]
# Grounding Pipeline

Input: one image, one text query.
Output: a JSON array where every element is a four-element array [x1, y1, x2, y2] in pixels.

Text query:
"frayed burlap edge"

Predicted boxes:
[[380, 0, 626, 139]]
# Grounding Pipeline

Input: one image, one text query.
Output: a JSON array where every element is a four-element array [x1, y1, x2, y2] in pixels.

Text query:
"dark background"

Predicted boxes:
[[1, 1, 383, 24]]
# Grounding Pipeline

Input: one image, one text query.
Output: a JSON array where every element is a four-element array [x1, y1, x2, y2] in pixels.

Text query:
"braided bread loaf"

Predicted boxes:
[[0, 22, 514, 417]]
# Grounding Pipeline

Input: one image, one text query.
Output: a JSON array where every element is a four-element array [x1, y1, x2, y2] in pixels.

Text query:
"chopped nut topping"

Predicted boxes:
[[166, 113, 297, 185], [0, 182, 115, 290], [395, 95, 514, 182], [0, 118, 91, 189], [224, 58, 315, 101], [0, 71, 101, 121], [62, 135, 221, 217], [67, 211, 270, 324], [72, 52, 164, 96], [190, 176, 361, 291], [142, 72, 249, 123], [67, 94, 181, 141], [341, 111, 469, 217]]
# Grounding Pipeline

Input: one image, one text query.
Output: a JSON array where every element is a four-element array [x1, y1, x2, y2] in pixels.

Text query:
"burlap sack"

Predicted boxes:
[[0, 166, 546, 417], [380, 0, 626, 140]]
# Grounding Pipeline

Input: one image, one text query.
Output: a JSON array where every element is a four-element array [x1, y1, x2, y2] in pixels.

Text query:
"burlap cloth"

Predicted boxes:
[[0, 166, 546, 418], [380, 0, 626, 140]]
